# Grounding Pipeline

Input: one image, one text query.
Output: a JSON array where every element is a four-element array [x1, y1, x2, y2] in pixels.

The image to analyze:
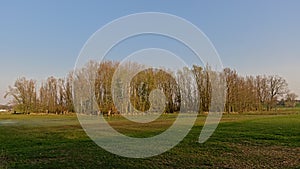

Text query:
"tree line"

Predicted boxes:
[[5, 73, 74, 114], [4, 60, 297, 114]]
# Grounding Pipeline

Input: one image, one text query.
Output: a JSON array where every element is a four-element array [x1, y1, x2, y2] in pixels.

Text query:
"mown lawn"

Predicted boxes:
[[0, 112, 299, 168]]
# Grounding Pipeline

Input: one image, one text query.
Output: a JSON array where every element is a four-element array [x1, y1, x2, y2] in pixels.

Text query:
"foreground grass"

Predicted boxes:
[[0, 112, 299, 168]]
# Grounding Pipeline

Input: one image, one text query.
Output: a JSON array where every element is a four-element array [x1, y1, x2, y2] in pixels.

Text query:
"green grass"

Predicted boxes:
[[0, 112, 299, 168]]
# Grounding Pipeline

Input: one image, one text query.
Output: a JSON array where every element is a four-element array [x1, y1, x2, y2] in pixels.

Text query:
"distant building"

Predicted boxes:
[[0, 104, 12, 112]]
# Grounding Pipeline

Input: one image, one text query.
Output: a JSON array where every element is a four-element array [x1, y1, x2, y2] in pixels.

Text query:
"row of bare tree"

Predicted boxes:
[[223, 68, 296, 112], [5, 74, 74, 114], [5, 60, 297, 114]]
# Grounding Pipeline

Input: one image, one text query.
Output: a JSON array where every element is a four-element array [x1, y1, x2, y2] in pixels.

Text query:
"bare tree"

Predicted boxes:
[[285, 92, 298, 107], [4, 77, 36, 113], [267, 75, 288, 110]]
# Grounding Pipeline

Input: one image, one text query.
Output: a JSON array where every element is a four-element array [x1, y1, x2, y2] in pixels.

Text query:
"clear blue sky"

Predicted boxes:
[[1, 0, 300, 104]]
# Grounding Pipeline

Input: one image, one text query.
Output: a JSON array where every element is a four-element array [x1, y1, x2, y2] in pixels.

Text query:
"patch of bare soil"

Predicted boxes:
[[218, 144, 300, 168]]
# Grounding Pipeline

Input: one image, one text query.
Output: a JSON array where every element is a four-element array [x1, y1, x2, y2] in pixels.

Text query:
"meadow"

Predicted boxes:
[[0, 110, 299, 168]]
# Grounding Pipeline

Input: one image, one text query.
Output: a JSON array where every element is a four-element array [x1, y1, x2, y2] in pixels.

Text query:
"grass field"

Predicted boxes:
[[0, 111, 299, 168]]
